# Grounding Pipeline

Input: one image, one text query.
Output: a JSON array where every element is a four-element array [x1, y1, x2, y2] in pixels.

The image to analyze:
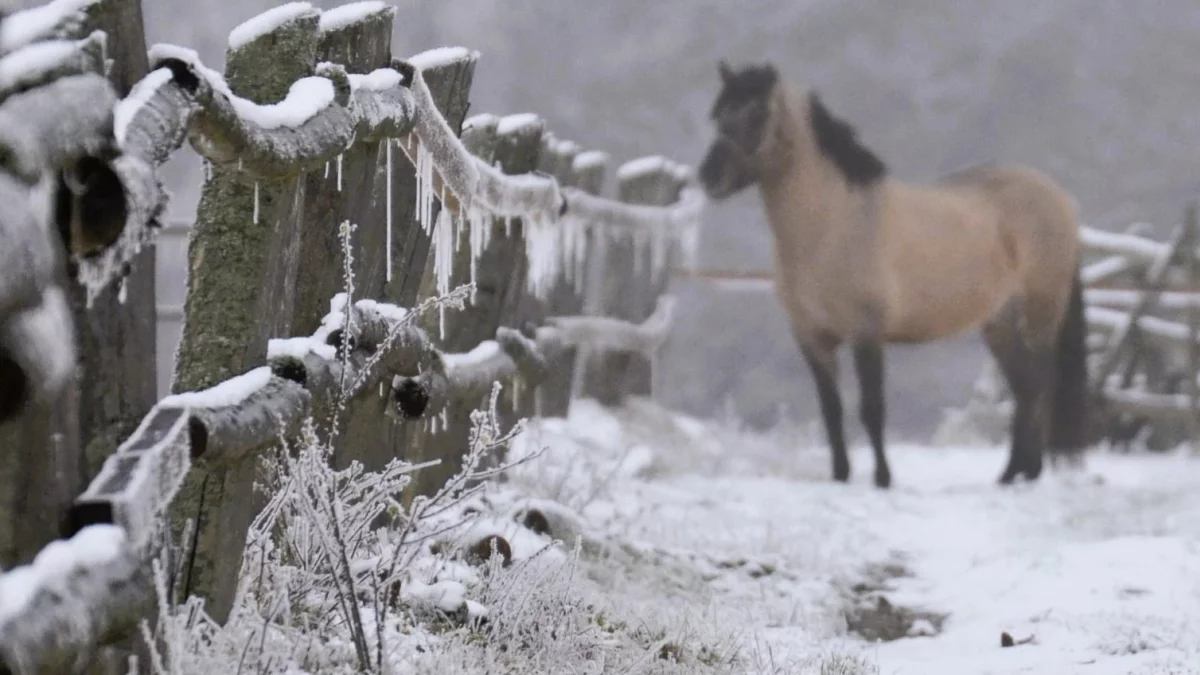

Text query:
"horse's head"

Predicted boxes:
[[699, 60, 782, 200], [701, 61, 888, 200]]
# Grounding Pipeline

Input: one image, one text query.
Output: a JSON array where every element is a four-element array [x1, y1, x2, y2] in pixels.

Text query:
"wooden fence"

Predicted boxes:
[[0, 0, 703, 671], [672, 204, 1200, 450]]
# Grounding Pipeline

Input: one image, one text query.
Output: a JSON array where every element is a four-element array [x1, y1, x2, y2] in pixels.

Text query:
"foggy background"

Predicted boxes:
[[103, 0, 1200, 439]]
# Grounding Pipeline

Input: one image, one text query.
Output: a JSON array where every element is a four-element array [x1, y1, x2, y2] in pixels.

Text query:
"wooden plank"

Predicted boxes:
[[1090, 221, 1190, 391]]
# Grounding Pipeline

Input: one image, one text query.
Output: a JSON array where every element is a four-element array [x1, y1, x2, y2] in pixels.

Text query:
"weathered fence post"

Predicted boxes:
[[167, 7, 321, 623], [286, 4, 405, 473], [578, 158, 686, 405], [538, 146, 607, 417], [491, 115, 547, 428], [292, 4, 396, 337]]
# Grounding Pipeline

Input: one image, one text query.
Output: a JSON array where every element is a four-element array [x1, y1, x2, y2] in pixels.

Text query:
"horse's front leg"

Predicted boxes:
[[799, 337, 850, 482], [853, 342, 891, 488]]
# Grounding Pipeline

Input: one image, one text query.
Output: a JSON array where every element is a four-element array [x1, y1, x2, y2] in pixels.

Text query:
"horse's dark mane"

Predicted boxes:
[[807, 92, 887, 187]]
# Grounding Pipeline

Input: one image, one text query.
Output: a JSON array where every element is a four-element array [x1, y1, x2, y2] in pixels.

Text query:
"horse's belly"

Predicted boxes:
[[886, 276, 1013, 342]]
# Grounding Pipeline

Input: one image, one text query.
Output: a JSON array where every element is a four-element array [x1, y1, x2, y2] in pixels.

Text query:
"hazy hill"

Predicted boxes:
[[42, 0, 1200, 435]]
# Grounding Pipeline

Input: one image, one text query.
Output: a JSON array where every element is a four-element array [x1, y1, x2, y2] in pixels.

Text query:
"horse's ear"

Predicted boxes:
[[718, 60, 734, 83]]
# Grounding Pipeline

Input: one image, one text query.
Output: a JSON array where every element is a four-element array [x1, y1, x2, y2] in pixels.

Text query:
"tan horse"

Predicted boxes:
[[698, 61, 1090, 488]]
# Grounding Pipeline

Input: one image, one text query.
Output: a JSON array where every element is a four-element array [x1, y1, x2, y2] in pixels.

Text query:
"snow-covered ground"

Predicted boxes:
[[501, 398, 1200, 674]]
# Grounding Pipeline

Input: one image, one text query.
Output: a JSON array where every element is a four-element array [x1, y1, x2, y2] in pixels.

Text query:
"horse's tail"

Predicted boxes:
[[1049, 265, 1090, 456]]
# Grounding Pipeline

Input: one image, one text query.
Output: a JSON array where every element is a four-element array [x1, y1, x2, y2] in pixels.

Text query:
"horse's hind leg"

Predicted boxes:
[[853, 342, 891, 488], [798, 335, 851, 483], [983, 307, 1054, 484]]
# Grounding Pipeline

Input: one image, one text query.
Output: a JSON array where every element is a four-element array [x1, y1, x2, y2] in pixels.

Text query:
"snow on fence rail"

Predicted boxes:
[[0, 0, 705, 670]]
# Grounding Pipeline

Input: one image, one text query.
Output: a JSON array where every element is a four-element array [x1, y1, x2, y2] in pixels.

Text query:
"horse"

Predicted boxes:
[[697, 61, 1090, 488]]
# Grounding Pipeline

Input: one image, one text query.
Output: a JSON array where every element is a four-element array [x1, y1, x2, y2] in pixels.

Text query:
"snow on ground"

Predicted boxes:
[[499, 398, 1200, 674]]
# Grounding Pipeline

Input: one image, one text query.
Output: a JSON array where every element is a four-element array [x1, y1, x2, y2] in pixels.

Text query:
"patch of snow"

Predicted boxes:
[[0, 524, 127, 625], [227, 2, 316, 50], [354, 298, 408, 322], [407, 46, 476, 71], [495, 112, 541, 136], [615, 155, 670, 182], [113, 67, 173, 147], [148, 43, 334, 130], [462, 113, 499, 132], [244, 77, 335, 130], [317, 0, 392, 33], [442, 340, 502, 371], [158, 366, 273, 409], [572, 150, 609, 172], [0, 39, 82, 93], [267, 336, 336, 361], [347, 67, 403, 91]]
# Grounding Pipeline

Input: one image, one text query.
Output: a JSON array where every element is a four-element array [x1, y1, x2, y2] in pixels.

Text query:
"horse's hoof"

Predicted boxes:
[[874, 468, 892, 489], [997, 471, 1018, 486], [833, 464, 851, 482], [1023, 462, 1044, 481]]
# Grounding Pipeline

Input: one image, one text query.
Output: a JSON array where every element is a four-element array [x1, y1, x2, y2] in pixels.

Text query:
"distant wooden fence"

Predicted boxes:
[[0, 0, 704, 671], [672, 205, 1200, 450]]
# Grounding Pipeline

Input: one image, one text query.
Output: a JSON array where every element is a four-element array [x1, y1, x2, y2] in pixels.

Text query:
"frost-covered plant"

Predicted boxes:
[[134, 381, 537, 674]]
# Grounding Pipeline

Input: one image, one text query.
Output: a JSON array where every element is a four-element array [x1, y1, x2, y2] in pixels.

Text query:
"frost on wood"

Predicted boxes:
[[227, 1, 317, 50], [147, 45, 416, 178], [543, 294, 676, 356], [0, 524, 149, 675], [74, 60, 195, 302], [396, 297, 677, 419], [0, 174, 56, 319], [71, 406, 193, 551], [157, 366, 312, 467], [0, 286, 74, 422]]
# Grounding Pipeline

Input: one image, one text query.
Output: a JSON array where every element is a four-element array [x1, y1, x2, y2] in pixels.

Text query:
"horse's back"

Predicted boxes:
[[938, 162, 1080, 277], [878, 164, 1080, 342]]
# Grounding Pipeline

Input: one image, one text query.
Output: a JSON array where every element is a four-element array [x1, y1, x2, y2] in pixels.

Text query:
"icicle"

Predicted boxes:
[[415, 141, 436, 235], [253, 182, 260, 224], [238, 158, 243, 171], [336, 153, 344, 192], [432, 209, 455, 339], [117, 277, 128, 304], [466, 206, 489, 304], [325, 161, 330, 179], [386, 141, 394, 283], [439, 408, 448, 434]]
